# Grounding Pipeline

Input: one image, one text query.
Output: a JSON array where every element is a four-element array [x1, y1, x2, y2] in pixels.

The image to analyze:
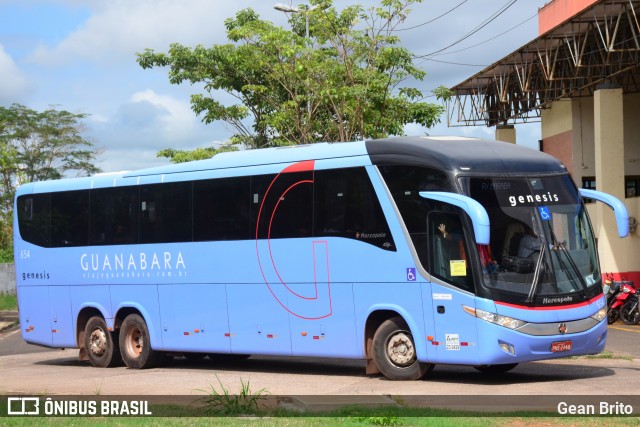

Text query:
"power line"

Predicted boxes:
[[393, 0, 470, 32], [432, 11, 537, 57], [413, 0, 519, 59], [420, 58, 488, 67]]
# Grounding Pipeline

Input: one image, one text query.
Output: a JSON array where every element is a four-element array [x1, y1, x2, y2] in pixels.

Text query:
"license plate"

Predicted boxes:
[[551, 341, 572, 352]]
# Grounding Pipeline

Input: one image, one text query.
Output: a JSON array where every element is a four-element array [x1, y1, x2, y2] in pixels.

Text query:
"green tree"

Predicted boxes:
[[0, 103, 101, 261], [138, 0, 451, 163]]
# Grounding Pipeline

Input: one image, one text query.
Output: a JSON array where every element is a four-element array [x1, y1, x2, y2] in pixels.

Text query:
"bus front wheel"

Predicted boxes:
[[372, 317, 433, 380], [119, 314, 159, 369], [84, 316, 120, 368]]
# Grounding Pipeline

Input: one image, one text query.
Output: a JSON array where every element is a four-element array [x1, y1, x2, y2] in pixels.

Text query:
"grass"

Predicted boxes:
[[0, 407, 638, 427], [195, 375, 270, 415], [567, 350, 635, 362], [0, 293, 17, 311]]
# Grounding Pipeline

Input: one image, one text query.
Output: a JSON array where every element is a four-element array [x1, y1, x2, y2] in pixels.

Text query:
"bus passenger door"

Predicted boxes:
[[427, 212, 479, 364]]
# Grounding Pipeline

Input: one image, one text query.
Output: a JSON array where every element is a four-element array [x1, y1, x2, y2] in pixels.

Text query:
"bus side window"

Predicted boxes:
[[90, 187, 139, 245], [427, 212, 474, 293], [140, 182, 192, 244], [314, 168, 395, 251], [193, 177, 251, 241], [51, 190, 89, 247], [17, 193, 51, 247], [252, 172, 313, 239]]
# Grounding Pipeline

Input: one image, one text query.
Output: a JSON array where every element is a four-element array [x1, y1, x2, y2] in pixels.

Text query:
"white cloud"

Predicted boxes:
[[28, 0, 264, 66], [0, 44, 31, 105]]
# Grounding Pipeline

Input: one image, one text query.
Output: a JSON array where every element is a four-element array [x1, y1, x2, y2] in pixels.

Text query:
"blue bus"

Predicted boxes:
[[13, 136, 629, 380]]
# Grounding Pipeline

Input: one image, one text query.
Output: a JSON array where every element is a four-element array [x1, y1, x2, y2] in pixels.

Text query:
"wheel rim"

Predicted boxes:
[[385, 331, 415, 367], [89, 328, 107, 357], [124, 327, 144, 358]]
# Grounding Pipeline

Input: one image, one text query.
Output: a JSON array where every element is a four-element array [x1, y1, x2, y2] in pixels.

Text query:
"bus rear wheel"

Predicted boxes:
[[85, 316, 120, 368], [119, 314, 159, 369], [372, 317, 433, 380]]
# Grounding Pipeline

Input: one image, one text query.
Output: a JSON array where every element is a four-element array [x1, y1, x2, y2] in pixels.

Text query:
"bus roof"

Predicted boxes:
[[124, 141, 369, 178], [366, 136, 567, 175], [18, 136, 567, 195]]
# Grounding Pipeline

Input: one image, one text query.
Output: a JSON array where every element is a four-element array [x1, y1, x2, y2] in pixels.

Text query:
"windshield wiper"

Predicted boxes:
[[525, 243, 546, 303], [545, 221, 589, 292]]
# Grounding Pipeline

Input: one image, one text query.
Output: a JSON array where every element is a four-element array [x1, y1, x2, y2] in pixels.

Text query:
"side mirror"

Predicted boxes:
[[579, 189, 629, 238], [419, 191, 490, 245]]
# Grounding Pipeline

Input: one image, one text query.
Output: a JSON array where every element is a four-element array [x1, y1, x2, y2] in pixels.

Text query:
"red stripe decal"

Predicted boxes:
[[282, 160, 315, 173], [431, 341, 440, 346], [495, 294, 603, 310]]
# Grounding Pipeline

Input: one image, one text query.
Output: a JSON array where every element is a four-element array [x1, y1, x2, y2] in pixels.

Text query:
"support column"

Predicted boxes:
[[594, 86, 625, 274], [495, 124, 516, 144]]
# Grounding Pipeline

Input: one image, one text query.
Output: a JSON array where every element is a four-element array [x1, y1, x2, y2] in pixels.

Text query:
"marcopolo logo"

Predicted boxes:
[[80, 251, 187, 279]]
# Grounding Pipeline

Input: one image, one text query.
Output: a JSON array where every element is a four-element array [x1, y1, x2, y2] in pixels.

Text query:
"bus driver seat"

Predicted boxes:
[[502, 222, 525, 258]]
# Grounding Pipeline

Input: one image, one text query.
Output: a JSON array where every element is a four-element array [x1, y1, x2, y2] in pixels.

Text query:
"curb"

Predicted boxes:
[[0, 310, 19, 332]]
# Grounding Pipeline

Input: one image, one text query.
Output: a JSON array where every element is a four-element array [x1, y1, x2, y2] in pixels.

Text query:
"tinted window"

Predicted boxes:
[[140, 182, 192, 244], [315, 168, 395, 251], [194, 177, 251, 241], [378, 165, 453, 260], [90, 187, 139, 245], [51, 190, 89, 247], [428, 212, 474, 292], [378, 165, 453, 233], [17, 193, 51, 247], [252, 172, 313, 239]]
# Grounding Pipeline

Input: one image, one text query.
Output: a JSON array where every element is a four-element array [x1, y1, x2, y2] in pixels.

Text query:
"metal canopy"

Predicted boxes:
[[448, 0, 640, 127]]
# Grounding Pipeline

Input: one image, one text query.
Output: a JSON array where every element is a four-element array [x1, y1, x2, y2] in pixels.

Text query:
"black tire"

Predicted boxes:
[[474, 363, 518, 374], [119, 314, 159, 369], [372, 317, 434, 381], [620, 300, 640, 325], [607, 308, 620, 324], [84, 316, 120, 368]]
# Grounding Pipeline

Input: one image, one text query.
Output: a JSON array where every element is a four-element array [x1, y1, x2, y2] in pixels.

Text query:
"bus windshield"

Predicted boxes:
[[464, 175, 601, 302]]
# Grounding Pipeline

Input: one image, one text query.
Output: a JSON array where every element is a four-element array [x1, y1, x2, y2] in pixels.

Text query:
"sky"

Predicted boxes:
[[0, 0, 551, 173]]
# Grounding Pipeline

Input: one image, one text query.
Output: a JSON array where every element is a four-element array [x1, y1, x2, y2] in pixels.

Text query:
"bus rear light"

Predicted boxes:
[[463, 305, 527, 330], [498, 340, 516, 356]]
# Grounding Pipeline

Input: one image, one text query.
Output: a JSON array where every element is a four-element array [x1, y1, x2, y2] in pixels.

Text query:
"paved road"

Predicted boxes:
[[0, 322, 638, 398]]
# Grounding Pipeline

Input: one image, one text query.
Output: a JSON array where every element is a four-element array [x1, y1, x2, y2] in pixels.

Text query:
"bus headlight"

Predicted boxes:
[[463, 306, 527, 330], [590, 307, 607, 322]]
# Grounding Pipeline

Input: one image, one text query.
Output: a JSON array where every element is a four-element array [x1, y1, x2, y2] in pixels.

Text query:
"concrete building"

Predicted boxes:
[[449, 0, 640, 283]]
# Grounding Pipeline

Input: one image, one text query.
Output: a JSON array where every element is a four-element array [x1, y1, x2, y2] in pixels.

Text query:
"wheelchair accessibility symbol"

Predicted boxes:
[[406, 268, 416, 282], [539, 206, 551, 221]]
